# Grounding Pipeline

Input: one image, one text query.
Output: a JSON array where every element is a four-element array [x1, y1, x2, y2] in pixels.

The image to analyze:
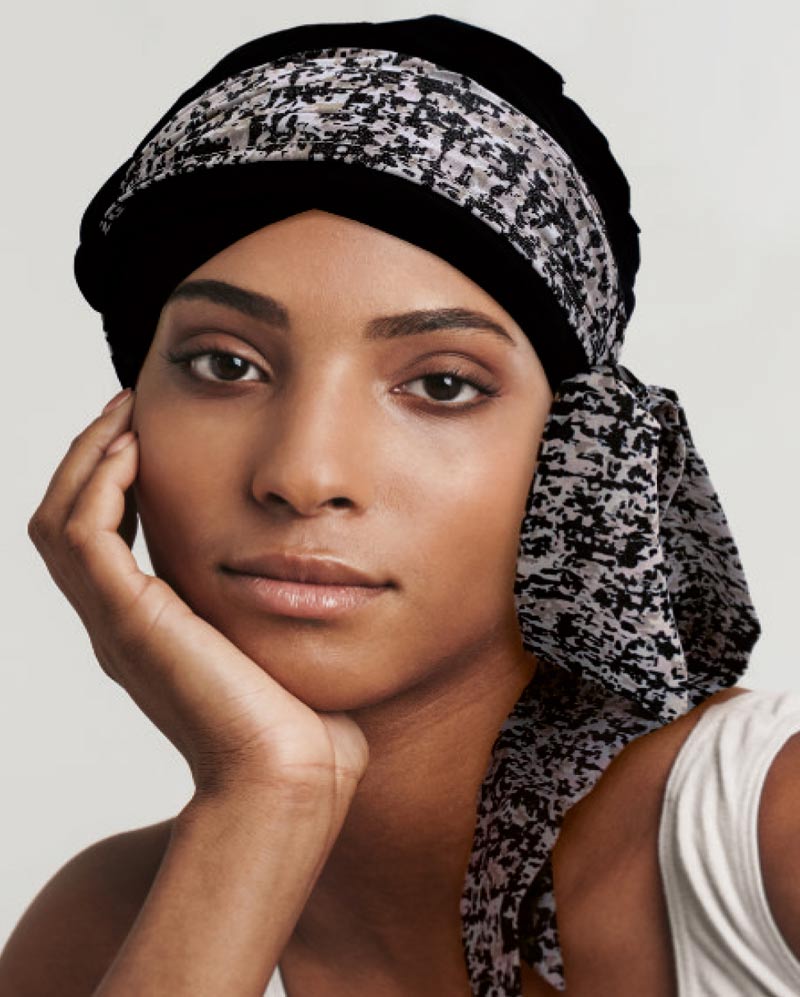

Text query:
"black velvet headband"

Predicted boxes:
[[72, 15, 760, 996]]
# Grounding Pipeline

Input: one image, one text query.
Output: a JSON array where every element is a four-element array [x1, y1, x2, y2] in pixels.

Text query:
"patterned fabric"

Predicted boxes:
[[462, 659, 663, 994], [99, 48, 626, 370], [461, 363, 761, 993], [514, 364, 760, 727], [73, 29, 762, 996]]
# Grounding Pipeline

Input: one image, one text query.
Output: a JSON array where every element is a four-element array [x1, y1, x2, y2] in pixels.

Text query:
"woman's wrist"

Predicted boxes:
[[177, 763, 342, 835]]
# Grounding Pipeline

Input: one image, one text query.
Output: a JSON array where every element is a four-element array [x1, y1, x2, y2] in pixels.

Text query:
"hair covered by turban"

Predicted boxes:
[[75, 14, 641, 393], [73, 15, 761, 995]]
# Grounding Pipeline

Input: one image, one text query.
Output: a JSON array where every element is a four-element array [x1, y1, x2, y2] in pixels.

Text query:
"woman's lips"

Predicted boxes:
[[222, 552, 389, 587], [222, 571, 391, 619]]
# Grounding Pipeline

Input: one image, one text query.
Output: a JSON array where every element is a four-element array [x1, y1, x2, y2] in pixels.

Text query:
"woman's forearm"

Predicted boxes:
[[93, 781, 339, 996]]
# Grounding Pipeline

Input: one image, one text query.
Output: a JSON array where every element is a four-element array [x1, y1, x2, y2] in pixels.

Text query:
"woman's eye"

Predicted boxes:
[[401, 369, 497, 407], [165, 348, 497, 409], [167, 348, 267, 383]]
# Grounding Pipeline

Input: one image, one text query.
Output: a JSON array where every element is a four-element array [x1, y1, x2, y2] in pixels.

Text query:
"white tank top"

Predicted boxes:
[[263, 688, 800, 996], [658, 687, 800, 995], [263, 964, 286, 996]]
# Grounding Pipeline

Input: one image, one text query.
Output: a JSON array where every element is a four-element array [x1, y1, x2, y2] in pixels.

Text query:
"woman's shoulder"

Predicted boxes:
[[576, 684, 756, 800], [635, 682, 800, 963], [606, 683, 798, 772], [583, 683, 800, 843], [0, 817, 174, 995], [548, 684, 800, 994], [640, 683, 800, 785]]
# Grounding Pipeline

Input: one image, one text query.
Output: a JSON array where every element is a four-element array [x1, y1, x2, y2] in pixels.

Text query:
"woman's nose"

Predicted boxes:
[[249, 367, 376, 518]]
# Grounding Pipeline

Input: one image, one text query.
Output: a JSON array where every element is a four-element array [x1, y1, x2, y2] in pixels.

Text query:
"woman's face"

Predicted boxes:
[[131, 210, 552, 712]]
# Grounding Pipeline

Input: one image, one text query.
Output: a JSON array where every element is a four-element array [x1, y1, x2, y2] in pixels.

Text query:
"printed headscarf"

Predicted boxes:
[[73, 15, 761, 995]]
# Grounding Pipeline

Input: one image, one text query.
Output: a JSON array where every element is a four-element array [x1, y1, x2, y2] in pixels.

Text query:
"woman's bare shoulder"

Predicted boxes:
[[624, 683, 755, 763], [0, 817, 175, 996], [584, 684, 755, 793]]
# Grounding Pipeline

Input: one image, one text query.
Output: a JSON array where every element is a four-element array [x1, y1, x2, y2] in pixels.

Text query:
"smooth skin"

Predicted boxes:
[[3, 210, 800, 996]]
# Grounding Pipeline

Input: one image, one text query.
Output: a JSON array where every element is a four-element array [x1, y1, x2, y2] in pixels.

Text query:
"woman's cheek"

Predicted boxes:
[[132, 417, 227, 566]]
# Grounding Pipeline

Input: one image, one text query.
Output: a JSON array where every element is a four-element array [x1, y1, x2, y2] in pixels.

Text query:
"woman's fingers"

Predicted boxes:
[[31, 391, 136, 539], [62, 428, 149, 619], [62, 430, 328, 772], [25, 389, 370, 794]]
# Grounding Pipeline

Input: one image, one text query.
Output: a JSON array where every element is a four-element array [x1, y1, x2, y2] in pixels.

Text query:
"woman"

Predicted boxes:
[[3, 13, 800, 997]]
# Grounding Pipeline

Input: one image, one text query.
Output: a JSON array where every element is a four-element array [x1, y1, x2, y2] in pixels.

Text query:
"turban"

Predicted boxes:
[[73, 15, 761, 995]]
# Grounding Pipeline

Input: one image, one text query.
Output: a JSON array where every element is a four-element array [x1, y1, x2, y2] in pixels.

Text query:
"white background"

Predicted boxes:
[[1, 0, 798, 944]]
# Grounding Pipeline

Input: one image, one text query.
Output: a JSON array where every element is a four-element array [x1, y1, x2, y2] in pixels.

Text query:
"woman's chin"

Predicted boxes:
[[255, 666, 397, 714], [211, 632, 402, 713]]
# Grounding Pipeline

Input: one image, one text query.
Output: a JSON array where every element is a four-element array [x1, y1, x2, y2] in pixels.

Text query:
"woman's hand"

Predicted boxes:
[[27, 388, 369, 816]]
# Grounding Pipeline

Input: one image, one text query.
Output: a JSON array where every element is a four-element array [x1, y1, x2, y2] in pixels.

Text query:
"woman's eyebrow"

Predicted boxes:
[[167, 279, 290, 328], [366, 309, 515, 346], [166, 278, 516, 346]]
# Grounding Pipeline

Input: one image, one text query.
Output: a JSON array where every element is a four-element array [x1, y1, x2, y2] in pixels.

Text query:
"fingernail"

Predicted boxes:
[[102, 388, 133, 414]]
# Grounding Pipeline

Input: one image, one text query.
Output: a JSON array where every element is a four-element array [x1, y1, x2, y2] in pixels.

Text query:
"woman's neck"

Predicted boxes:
[[285, 638, 538, 984]]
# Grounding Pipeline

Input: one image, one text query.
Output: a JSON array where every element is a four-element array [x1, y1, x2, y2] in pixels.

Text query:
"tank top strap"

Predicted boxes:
[[263, 963, 287, 997], [658, 688, 800, 996]]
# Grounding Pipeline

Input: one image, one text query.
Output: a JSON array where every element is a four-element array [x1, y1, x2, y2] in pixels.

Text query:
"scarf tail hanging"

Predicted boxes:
[[460, 362, 761, 994]]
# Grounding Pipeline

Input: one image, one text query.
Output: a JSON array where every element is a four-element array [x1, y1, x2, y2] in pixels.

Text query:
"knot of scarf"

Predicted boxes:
[[515, 363, 760, 724]]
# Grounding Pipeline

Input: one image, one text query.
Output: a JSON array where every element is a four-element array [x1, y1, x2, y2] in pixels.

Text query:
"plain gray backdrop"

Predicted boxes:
[[2, 0, 798, 945]]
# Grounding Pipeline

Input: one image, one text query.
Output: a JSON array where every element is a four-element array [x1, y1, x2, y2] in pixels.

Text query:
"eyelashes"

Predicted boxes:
[[165, 347, 264, 384], [162, 346, 501, 411]]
